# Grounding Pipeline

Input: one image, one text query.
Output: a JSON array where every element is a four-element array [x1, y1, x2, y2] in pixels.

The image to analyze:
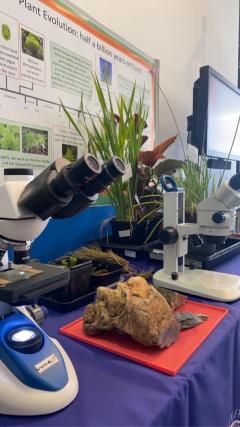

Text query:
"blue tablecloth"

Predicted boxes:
[[1, 254, 240, 427]]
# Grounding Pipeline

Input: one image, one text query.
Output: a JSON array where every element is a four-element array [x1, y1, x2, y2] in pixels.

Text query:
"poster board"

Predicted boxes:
[[0, 0, 159, 181]]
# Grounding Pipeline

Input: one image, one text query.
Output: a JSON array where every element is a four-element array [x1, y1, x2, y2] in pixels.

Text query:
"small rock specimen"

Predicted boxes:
[[155, 287, 208, 329], [175, 312, 208, 329], [83, 276, 180, 348], [154, 287, 187, 311]]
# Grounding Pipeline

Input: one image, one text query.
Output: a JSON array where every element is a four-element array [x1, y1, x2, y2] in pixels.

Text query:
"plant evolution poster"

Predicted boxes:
[[0, 0, 157, 181]]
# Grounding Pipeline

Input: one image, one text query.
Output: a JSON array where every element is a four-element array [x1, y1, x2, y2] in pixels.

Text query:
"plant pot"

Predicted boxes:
[[110, 217, 162, 245], [110, 220, 133, 244], [90, 261, 124, 288]]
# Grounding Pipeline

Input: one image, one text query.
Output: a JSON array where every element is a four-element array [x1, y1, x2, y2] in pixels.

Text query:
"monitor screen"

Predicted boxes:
[[191, 66, 240, 161]]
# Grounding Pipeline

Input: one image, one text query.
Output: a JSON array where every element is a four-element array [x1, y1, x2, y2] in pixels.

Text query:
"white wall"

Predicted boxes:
[[69, 0, 239, 160]]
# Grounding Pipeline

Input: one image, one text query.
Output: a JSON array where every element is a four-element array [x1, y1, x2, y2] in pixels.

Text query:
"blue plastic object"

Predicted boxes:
[[159, 175, 178, 192], [0, 311, 68, 391]]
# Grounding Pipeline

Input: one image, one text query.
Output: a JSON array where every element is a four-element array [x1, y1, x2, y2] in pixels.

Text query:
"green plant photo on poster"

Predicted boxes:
[[22, 127, 48, 155], [21, 28, 44, 61], [62, 144, 78, 162], [1, 24, 11, 41], [0, 122, 20, 151]]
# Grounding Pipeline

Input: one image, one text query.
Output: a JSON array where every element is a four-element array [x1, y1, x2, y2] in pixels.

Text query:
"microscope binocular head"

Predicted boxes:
[[18, 153, 125, 220]]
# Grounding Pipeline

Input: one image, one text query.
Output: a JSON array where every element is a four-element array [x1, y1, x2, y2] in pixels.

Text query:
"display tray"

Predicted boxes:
[[60, 301, 228, 376], [90, 262, 125, 287], [39, 262, 124, 312], [0, 261, 69, 304], [187, 238, 240, 269], [39, 289, 97, 312], [149, 238, 240, 269], [97, 238, 161, 259]]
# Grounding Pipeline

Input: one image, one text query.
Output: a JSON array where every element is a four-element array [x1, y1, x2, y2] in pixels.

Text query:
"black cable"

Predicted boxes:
[[149, 69, 187, 160], [219, 114, 240, 184]]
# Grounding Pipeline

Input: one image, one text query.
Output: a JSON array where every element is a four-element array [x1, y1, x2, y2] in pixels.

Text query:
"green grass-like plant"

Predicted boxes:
[[62, 75, 148, 221], [175, 156, 217, 221]]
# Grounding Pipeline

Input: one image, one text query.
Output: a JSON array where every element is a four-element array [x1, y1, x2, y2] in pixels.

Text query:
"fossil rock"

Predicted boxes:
[[154, 286, 187, 311], [83, 276, 180, 348], [175, 312, 208, 329]]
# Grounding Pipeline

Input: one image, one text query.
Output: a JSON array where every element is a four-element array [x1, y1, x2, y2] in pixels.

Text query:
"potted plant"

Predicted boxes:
[[62, 76, 149, 244], [62, 76, 182, 245], [174, 155, 219, 256], [135, 138, 185, 243]]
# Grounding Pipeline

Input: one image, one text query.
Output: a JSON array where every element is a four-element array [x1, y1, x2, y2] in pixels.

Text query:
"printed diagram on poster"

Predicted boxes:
[[0, 0, 158, 182]]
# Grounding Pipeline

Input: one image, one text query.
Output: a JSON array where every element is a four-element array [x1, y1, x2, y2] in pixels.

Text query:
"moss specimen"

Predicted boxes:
[[0, 123, 20, 151], [2, 24, 11, 41], [21, 29, 44, 61]]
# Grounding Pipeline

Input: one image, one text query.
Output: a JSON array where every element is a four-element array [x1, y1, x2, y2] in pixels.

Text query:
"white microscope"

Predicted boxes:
[[0, 154, 125, 416], [153, 173, 240, 301]]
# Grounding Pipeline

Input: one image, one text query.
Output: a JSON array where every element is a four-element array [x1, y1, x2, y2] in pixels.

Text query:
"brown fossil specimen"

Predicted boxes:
[[154, 287, 187, 311], [83, 276, 180, 348]]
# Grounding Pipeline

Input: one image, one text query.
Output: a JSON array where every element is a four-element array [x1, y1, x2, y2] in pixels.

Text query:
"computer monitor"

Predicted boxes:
[[191, 65, 240, 161]]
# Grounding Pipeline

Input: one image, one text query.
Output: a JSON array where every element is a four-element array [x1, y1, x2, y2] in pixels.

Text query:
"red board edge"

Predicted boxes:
[[60, 301, 228, 376]]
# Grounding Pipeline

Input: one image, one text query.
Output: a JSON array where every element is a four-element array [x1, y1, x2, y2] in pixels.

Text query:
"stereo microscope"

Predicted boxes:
[[153, 173, 240, 301]]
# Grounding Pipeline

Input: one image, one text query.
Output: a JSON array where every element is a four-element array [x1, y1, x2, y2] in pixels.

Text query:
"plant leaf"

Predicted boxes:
[[139, 135, 178, 167], [154, 159, 185, 176]]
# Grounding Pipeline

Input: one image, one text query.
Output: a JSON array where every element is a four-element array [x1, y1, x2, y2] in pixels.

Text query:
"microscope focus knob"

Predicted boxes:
[[26, 305, 47, 326], [159, 226, 179, 244], [212, 211, 226, 224]]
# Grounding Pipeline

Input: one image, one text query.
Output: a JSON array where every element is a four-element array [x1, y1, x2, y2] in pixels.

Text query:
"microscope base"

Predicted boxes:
[[0, 306, 78, 416], [0, 337, 78, 416], [153, 268, 240, 301]]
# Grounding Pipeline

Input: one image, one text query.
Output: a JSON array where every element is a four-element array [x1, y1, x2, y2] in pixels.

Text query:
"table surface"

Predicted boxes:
[[1, 254, 240, 427]]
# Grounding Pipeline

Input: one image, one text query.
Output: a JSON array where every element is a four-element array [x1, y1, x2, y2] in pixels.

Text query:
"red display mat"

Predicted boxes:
[[60, 301, 228, 375]]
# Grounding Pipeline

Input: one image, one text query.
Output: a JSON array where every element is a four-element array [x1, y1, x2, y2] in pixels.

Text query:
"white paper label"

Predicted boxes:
[[125, 250, 136, 258], [149, 249, 163, 260], [122, 163, 133, 182], [119, 229, 131, 237], [34, 353, 59, 374]]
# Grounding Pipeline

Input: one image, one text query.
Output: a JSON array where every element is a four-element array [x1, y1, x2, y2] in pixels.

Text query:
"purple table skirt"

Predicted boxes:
[[1, 254, 240, 427]]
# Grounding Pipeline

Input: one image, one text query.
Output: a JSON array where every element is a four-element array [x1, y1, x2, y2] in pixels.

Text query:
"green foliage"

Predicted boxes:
[[62, 76, 148, 221], [153, 159, 185, 176], [174, 156, 217, 220], [63, 146, 76, 162], [22, 128, 48, 154], [2, 24, 11, 41], [61, 256, 78, 268], [22, 29, 44, 61], [0, 123, 20, 151]]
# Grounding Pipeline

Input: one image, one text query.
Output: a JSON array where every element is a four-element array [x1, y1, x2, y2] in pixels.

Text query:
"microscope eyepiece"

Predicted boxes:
[[105, 156, 126, 178], [84, 156, 126, 197], [66, 153, 101, 185], [52, 156, 126, 218], [51, 153, 101, 198], [229, 172, 240, 191], [18, 153, 102, 220]]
